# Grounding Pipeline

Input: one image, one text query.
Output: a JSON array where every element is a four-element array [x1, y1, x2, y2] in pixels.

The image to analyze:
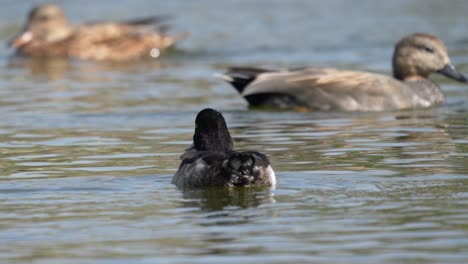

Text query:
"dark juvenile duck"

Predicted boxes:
[[220, 33, 467, 111], [172, 108, 276, 188], [9, 4, 188, 61]]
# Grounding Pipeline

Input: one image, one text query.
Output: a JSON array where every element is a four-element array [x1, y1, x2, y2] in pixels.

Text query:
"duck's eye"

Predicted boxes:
[[37, 15, 49, 22], [423, 46, 434, 53]]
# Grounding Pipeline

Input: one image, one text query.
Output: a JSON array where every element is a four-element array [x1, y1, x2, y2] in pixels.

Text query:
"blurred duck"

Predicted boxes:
[[219, 33, 467, 111], [8, 4, 188, 61], [172, 108, 276, 188]]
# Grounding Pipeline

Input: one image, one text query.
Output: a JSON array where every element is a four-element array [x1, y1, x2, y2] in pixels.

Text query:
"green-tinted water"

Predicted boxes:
[[1, 0, 467, 263]]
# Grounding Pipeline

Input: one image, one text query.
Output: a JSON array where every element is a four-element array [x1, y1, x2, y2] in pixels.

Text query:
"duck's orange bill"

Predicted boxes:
[[8, 31, 33, 48]]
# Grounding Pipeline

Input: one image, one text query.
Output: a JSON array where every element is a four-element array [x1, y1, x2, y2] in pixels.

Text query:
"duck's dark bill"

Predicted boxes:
[[438, 64, 468, 83]]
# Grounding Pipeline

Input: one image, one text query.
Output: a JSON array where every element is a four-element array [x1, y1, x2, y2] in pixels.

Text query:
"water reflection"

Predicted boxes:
[[7, 57, 71, 80], [231, 110, 458, 176], [6, 55, 167, 81], [180, 186, 275, 212]]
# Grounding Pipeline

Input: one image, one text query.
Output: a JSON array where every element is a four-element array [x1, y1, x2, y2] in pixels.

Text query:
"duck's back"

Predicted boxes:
[[172, 150, 275, 188]]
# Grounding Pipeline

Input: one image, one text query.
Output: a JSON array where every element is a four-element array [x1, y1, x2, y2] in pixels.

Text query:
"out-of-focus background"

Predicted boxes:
[[0, 1, 467, 263]]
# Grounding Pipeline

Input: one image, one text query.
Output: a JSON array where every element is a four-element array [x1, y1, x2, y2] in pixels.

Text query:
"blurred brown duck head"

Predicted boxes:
[[9, 4, 73, 47], [393, 33, 467, 83]]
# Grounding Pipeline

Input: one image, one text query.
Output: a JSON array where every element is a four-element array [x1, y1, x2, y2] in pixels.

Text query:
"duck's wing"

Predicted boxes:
[[243, 68, 414, 111], [172, 151, 229, 188], [69, 21, 187, 61]]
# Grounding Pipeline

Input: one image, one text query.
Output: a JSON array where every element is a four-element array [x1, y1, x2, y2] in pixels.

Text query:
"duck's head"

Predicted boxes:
[[9, 4, 72, 48], [392, 33, 467, 83], [193, 108, 234, 152]]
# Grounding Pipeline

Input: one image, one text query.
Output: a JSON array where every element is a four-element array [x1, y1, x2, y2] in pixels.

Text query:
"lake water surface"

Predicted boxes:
[[0, 1, 468, 263]]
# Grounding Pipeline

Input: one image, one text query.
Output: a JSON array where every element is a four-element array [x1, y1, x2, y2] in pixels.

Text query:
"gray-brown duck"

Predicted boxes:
[[220, 33, 467, 111]]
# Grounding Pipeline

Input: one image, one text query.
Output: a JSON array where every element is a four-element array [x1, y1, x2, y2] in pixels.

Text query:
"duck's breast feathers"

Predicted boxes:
[[242, 68, 417, 111]]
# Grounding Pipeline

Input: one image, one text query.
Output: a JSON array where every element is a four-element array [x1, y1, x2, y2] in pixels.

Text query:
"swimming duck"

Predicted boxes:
[[219, 33, 467, 111], [172, 108, 276, 188], [8, 4, 188, 61]]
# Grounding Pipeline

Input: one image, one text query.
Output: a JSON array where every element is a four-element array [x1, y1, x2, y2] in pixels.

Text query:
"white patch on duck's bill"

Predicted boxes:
[[11, 31, 34, 47], [21, 32, 34, 43], [267, 165, 276, 186]]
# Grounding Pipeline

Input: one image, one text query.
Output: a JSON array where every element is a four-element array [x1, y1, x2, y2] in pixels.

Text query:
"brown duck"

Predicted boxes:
[[220, 33, 467, 111], [8, 4, 188, 61]]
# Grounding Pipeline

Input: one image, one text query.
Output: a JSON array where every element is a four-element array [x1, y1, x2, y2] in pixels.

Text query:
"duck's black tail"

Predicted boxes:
[[216, 67, 276, 94]]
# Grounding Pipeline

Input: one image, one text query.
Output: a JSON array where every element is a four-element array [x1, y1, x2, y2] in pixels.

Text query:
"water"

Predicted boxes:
[[1, 0, 468, 263]]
